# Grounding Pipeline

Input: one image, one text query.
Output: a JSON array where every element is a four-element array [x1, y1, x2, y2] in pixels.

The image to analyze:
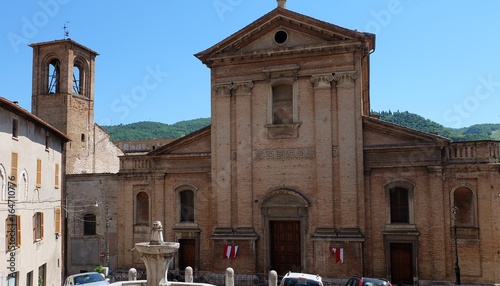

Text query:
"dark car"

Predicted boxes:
[[345, 276, 392, 286]]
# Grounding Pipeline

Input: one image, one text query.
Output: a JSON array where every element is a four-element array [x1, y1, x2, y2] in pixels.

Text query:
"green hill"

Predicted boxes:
[[101, 118, 211, 141], [100, 112, 500, 142], [376, 110, 500, 141]]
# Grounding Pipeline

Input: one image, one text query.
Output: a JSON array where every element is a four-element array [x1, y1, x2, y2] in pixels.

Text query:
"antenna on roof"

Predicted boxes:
[[63, 21, 70, 39]]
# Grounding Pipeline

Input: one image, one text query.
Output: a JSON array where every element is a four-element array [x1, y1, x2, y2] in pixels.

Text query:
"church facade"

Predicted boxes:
[[27, 2, 500, 285]]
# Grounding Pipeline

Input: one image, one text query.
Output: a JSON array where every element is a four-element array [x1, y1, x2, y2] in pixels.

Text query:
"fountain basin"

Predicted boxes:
[[135, 242, 179, 255]]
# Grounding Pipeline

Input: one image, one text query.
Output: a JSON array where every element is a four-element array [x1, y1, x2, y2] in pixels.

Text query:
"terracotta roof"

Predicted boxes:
[[29, 38, 99, 56]]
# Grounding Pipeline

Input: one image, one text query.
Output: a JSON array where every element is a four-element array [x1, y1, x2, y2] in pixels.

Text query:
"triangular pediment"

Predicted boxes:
[[148, 125, 211, 156], [196, 7, 374, 67], [363, 116, 450, 149]]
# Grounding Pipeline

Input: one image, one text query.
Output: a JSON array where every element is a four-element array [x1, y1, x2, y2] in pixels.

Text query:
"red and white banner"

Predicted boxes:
[[329, 247, 344, 263], [223, 245, 238, 260]]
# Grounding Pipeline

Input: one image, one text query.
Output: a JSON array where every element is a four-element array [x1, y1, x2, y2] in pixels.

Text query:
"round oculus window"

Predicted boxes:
[[274, 30, 288, 44]]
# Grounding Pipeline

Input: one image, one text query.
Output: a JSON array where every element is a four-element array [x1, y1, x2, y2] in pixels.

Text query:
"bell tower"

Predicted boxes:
[[30, 39, 99, 173]]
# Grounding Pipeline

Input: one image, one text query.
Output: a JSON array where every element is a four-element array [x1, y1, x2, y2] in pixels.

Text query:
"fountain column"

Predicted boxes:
[[135, 221, 180, 286]]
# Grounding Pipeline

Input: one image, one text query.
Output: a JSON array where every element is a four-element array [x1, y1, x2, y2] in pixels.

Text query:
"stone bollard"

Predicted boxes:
[[128, 268, 137, 281], [225, 268, 234, 286], [269, 270, 278, 286], [185, 267, 193, 283]]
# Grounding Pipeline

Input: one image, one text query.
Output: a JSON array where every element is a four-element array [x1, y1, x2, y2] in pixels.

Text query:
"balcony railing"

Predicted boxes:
[[445, 141, 499, 164], [120, 156, 151, 171]]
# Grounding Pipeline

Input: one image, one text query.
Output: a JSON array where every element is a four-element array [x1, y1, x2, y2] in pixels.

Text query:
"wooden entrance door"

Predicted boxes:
[[390, 243, 413, 285], [178, 239, 196, 270], [270, 221, 301, 275]]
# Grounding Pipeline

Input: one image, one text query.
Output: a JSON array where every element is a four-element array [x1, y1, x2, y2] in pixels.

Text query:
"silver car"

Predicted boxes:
[[63, 272, 109, 286]]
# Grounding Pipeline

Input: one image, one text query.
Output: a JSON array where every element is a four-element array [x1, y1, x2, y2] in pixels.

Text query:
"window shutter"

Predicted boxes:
[[11, 152, 18, 184], [5, 217, 9, 251], [55, 208, 61, 234], [16, 215, 21, 247], [41, 212, 44, 239], [33, 213, 36, 242], [36, 159, 42, 187], [55, 163, 60, 189]]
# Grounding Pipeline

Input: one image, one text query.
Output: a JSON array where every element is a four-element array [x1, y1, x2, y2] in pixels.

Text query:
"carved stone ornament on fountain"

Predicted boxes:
[[135, 221, 180, 286]]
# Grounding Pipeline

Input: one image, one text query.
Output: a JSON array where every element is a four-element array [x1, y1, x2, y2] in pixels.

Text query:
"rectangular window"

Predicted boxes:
[[27, 271, 33, 286], [38, 264, 46, 286], [33, 212, 44, 241], [54, 163, 60, 189], [390, 187, 409, 223], [6, 271, 18, 286], [83, 214, 97, 235], [36, 159, 42, 187], [6, 215, 21, 249], [180, 190, 195, 222], [54, 208, 61, 234], [272, 84, 293, 124], [12, 119, 18, 138], [11, 152, 18, 184]]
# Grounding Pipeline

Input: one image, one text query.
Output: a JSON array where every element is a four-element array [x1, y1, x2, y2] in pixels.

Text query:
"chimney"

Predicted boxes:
[[277, 0, 286, 9]]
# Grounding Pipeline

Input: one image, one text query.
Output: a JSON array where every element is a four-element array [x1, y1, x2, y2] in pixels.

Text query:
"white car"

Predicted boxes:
[[279, 272, 323, 286], [63, 272, 109, 286]]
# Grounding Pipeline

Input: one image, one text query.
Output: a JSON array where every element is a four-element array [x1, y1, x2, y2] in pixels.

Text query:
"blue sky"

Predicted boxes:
[[1, 1, 499, 128]]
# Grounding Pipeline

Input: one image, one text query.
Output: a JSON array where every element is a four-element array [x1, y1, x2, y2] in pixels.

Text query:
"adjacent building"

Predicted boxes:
[[0, 97, 68, 285]]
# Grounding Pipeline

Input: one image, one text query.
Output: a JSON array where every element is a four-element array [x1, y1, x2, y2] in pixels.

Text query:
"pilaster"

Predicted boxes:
[[333, 71, 359, 228], [212, 82, 233, 230], [310, 74, 334, 229], [234, 81, 254, 227]]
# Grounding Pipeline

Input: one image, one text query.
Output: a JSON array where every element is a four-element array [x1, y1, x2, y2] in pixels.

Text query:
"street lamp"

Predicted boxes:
[[451, 206, 461, 285]]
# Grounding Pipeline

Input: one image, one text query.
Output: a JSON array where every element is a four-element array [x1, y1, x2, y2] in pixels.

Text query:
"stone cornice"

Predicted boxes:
[[203, 42, 364, 67]]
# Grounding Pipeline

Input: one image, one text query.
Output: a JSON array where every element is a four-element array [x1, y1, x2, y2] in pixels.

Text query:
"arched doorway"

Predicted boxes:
[[260, 188, 309, 275]]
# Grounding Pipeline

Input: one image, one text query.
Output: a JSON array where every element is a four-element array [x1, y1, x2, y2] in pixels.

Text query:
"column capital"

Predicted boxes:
[[232, 81, 254, 95], [212, 83, 233, 96], [333, 71, 358, 87], [310, 73, 334, 89]]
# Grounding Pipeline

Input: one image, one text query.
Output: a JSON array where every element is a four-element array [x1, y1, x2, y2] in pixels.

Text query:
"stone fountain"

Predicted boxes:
[[135, 221, 180, 286]]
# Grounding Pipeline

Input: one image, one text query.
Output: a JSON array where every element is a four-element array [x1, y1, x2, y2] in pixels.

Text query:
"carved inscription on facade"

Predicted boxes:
[[254, 148, 315, 159]]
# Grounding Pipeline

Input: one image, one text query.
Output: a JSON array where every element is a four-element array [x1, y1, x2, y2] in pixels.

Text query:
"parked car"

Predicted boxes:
[[63, 272, 109, 286], [345, 276, 392, 286], [279, 272, 323, 286]]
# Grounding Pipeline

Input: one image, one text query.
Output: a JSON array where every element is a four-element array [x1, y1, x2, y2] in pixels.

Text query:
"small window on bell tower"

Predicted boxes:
[[47, 59, 60, 94]]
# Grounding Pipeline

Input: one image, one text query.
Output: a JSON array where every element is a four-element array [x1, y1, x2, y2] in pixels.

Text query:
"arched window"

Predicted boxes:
[[453, 187, 474, 227], [272, 84, 293, 124], [0, 164, 6, 201], [83, 214, 96, 235], [20, 170, 28, 202], [47, 59, 60, 94], [135, 191, 149, 225], [180, 190, 195, 223], [73, 64, 82, 94]]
